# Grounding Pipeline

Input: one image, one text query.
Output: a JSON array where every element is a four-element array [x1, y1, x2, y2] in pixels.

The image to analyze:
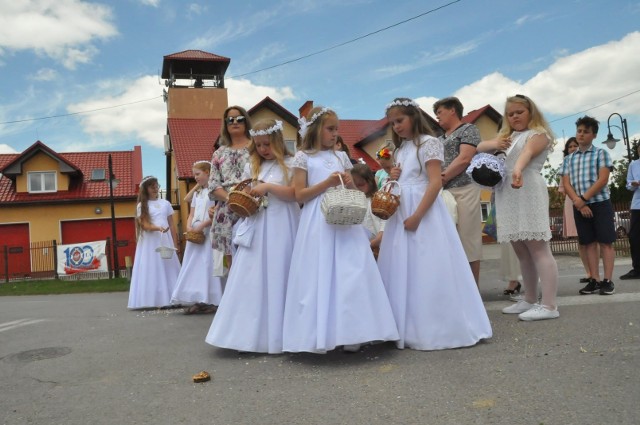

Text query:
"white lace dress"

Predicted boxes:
[[495, 129, 552, 242], [282, 150, 399, 353], [376, 136, 492, 350]]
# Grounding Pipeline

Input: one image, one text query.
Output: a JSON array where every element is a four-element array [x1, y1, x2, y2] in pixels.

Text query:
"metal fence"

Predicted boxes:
[[548, 201, 631, 256], [1, 238, 132, 283]]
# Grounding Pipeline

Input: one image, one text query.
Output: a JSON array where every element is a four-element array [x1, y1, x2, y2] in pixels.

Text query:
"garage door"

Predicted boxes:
[[0, 223, 31, 280], [61, 218, 136, 270]]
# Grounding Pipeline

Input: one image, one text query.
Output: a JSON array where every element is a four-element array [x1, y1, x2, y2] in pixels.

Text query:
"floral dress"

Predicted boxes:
[[208, 145, 250, 254]]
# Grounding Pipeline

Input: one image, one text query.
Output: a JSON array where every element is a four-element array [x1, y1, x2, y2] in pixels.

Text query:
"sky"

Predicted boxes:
[[1, 0, 639, 184]]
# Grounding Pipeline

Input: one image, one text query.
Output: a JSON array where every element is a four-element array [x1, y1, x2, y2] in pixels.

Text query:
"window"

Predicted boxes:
[[285, 140, 297, 154], [28, 171, 57, 193], [480, 202, 491, 222], [91, 168, 106, 181]]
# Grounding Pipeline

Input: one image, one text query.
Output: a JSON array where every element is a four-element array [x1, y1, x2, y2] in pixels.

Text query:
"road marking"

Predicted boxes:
[[0, 318, 48, 333], [485, 292, 640, 311]]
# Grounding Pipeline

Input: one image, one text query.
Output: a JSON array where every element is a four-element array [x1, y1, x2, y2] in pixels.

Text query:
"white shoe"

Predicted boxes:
[[343, 344, 361, 353], [510, 293, 524, 302], [518, 305, 559, 321], [502, 300, 535, 314]]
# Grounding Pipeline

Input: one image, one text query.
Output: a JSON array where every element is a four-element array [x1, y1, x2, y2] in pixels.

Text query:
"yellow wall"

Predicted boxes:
[[248, 109, 299, 142], [475, 115, 500, 140], [16, 153, 70, 192], [362, 129, 395, 162], [0, 201, 136, 242], [167, 87, 229, 119]]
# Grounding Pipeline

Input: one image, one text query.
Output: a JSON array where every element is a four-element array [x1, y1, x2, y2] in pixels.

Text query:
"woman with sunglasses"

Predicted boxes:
[[208, 106, 253, 269]]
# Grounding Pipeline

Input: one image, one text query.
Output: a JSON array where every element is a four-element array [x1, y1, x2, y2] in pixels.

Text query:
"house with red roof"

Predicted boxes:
[[0, 141, 142, 278], [160, 49, 504, 246]]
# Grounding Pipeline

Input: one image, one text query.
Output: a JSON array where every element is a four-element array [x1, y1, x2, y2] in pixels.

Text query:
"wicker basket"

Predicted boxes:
[[228, 179, 262, 218], [371, 180, 401, 220], [321, 174, 367, 225], [155, 232, 177, 259], [184, 230, 205, 244]]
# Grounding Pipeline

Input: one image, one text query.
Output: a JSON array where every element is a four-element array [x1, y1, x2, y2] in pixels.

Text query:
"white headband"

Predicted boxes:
[[139, 176, 156, 186], [249, 120, 283, 137], [193, 160, 211, 166], [385, 99, 420, 111], [298, 107, 332, 138]]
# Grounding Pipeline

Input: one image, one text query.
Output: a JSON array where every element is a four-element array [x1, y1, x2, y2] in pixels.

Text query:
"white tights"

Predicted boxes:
[[510, 240, 558, 310]]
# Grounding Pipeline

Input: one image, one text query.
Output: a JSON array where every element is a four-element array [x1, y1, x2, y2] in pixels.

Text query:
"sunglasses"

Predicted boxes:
[[226, 115, 246, 124]]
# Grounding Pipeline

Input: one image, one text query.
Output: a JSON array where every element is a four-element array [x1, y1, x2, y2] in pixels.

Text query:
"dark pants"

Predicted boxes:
[[630, 210, 640, 271]]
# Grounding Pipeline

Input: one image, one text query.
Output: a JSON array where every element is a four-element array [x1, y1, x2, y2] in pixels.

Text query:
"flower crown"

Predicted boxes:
[[139, 175, 157, 186], [249, 120, 283, 137], [193, 160, 211, 167], [376, 147, 392, 160], [385, 99, 420, 111], [298, 107, 332, 138]]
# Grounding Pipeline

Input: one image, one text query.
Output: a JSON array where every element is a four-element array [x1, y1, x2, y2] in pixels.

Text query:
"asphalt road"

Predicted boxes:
[[1, 248, 639, 425]]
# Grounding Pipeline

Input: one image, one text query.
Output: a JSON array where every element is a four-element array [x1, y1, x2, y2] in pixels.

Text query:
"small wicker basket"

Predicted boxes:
[[371, 180, 401, 220], [321, 174, 367, 225], [155, 232, 177, 259], [184, 230, 205, 244], [228, 179, 262, 218]]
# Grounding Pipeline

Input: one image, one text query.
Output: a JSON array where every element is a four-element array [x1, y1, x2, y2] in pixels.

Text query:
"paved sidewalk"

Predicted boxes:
[[1, 249, 639, 425]]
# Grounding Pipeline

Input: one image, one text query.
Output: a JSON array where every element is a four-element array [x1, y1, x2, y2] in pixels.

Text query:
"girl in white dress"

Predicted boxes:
[[478, 95, 559, 321], [350, 163, 385, 258], [206, 120, 300, 353], [171, 161, 224, 314], [377, 98, 492, 350], [282, 106, 399, 354], [128, 176, 181, 309]]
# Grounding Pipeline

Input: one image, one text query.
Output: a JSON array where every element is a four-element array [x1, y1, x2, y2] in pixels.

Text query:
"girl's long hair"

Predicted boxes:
[[248, 119, 293, 184], [386, 98, 436, 172], [563, 137, 578, 157], [497, 95, 556, 149], [350, 164, 377, 198], [135, 176, 158, 240], [299, 106, 339, 153]]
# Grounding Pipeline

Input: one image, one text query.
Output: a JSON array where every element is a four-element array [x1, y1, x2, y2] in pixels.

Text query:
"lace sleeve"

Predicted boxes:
[[419, 135, 444, 164], [292, 151, 308, 170], [208, 148, 224, 193]]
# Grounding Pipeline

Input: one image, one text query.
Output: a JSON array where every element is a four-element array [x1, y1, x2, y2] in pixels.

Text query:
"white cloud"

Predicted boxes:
[[227, 78, 296, 107], [31, 68, 58, 81], [66, 75, 166, 148], [65, 75, 295, 150], [187, 3, 206, 17], [0, 0, 117, 69], [139, 0, 160, 6], [0, 143, 19, 153], [448, 32, 640, 122]]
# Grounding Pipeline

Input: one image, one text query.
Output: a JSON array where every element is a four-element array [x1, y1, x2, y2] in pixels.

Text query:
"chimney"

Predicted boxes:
[[299, 100, 313, 118]]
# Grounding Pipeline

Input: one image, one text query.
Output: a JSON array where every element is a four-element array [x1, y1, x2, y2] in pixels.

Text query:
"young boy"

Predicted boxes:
[[560, 116, 616, 295]]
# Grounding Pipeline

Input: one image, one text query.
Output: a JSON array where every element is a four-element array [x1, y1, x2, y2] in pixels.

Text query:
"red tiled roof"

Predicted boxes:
[[0, 143, 141, 204], [168, 118, 222, 179], [463, 105, 502, 125], [163, 50, 230, 62], [339, 119, 389, 170]]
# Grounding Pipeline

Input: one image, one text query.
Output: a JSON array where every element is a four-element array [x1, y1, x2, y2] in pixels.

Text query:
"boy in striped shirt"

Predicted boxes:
[[560, 116, 616, 295]]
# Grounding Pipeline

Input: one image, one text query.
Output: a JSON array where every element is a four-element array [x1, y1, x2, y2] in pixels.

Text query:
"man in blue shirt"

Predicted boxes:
[[560, 116, 616, 295], [620, 144, 640, 279]]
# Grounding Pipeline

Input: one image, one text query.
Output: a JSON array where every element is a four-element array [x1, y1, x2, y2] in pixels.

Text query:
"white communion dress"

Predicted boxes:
[[282, 150, 399, 353], [206, 159, 301, 353], [171, 188, 224, 306], [127, 198, 181, 309], [376, 136, 492, 350]]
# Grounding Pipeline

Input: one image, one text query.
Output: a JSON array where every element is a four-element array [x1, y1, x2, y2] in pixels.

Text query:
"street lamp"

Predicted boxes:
[[603, 112, 632, 162], [108, 154, 120, 278]]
